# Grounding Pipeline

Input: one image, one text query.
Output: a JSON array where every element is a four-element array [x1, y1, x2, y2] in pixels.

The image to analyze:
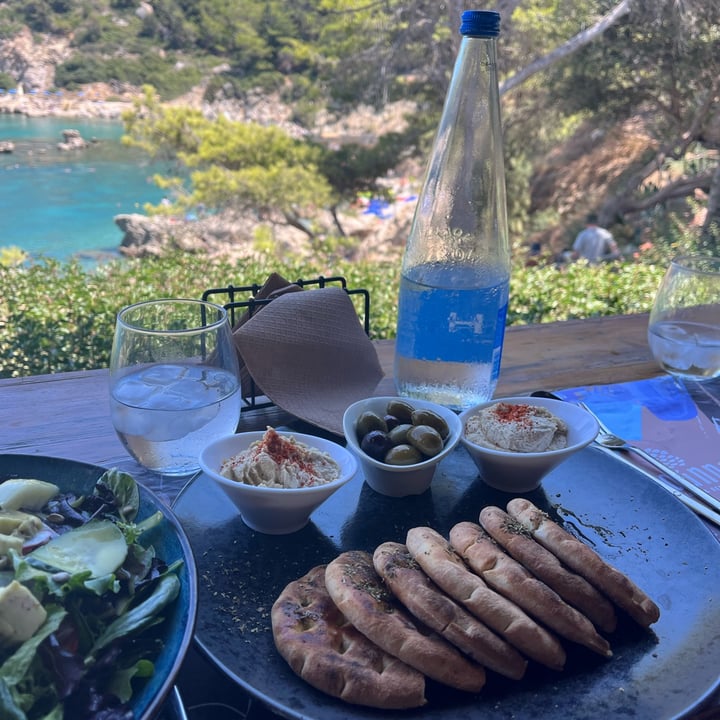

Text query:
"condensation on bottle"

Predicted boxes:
[[394, 10, 510, 411]]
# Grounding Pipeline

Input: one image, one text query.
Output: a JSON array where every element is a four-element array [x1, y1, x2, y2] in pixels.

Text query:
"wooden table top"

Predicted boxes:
[[1, 313, 659, 443], [0, 312, 661, 501]]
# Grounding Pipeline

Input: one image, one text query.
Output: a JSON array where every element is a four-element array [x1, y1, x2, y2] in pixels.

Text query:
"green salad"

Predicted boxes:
[[0, 469, 182, 720]]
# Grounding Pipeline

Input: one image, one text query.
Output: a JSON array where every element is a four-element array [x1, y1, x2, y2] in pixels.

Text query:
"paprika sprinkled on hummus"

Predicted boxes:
[[464, 402, 568, 453], [220, 427, 341, 488]]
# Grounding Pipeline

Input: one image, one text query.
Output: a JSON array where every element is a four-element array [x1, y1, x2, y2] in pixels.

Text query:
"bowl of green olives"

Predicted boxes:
[[342, 396, 462, 497]]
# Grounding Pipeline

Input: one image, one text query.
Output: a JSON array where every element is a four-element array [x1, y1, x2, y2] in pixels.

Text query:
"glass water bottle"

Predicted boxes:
[[394, 9, 510, 411]]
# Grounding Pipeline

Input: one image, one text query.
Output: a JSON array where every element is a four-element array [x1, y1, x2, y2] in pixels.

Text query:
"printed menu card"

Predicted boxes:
[[557, 375, 720, 505]]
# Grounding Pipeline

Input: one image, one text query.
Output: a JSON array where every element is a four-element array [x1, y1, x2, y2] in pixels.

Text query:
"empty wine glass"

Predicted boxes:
[[109, 298, 241, 476], [647, 255, 720, 381]]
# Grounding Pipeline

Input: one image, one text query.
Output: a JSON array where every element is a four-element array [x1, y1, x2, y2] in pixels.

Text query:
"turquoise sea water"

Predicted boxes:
[[0, 115, 167, 262]]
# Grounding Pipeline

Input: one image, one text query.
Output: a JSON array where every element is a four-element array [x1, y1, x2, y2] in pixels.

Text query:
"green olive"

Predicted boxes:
[[387, 423, 413, 445], [386, 399, 416, 423], [384, 444, 423, 466], [356, 411, 388, 440], [410, 409, 450, 440], [406, 424, 444, 458]]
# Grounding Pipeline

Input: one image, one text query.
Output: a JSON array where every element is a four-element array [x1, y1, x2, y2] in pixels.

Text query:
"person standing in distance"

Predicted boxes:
[[572, 213, 621, 263]]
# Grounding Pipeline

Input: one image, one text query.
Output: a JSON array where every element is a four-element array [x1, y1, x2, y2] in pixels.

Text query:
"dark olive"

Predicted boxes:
[[387, 423, 413, 445], [356, 411, 388, 441], [410, 409, 450, 440], [384, 414, 401, 432], [360, 430, 392, 461], [384, 444, 423, 466], [406, 424, 444, 458], [386, 399, 415, 423]]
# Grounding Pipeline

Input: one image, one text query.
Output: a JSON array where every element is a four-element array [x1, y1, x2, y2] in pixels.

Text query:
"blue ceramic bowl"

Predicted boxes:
[[0, 454, 197, 720]]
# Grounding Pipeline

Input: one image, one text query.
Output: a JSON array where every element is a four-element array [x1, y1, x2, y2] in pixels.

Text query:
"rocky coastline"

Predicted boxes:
[[3, 97, 416, 263], [0, 87, 133, 121], [0, 26, 137, 120], [1, 90, 417, 263], [0, 25, 417, 263], [113, 192, 414, 265]]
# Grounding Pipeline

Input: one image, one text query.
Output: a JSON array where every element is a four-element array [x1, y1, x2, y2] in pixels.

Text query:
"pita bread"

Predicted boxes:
[[271, 564, 426, 709], [405, 526, 566, 671], [373, 541, 527, 680], [450, 521, 612, 657], [506, 498, 660, 627], [325, 550, 486, 692], [478, 506, 618, 633]]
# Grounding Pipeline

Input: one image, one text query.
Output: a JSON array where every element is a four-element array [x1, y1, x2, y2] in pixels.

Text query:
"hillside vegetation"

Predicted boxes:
[[0, 0, 717, 256]]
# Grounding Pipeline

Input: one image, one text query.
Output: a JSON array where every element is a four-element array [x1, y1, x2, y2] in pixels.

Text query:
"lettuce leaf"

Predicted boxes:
[[89, 574, 180, 659]]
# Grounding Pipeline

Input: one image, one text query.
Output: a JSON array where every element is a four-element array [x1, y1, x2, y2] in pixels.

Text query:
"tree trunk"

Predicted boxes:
[[283, 211, 315, 240], [330, 205, 346, 237], [607, 171, 714, 217], [700, 160, 720, 254], [599, 82, 719, 225], [500, 0, 634, 95]]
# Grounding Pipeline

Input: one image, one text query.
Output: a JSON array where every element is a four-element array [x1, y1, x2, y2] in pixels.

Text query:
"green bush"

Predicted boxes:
[[508, 261, 666, 325], [0, 71, 15, 90], [0, 253, 667, 379], [55, 52, 201, 100], [0, 254, 400, 378]]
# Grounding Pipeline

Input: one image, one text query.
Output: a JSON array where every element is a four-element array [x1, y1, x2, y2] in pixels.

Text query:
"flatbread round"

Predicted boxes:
[[271, 564, 427, 709], [405, 526, 566, 671], [450, 521, 612, 657], [506, 498, 660, 628], [373, 541, 528, 680], [479, 505, 618, 633], [325, 550, 486, 693]]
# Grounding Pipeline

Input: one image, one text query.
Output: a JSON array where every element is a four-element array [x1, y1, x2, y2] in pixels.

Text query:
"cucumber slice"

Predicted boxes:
[[30, 520, 128, 578], [0, 479, 59, 511]]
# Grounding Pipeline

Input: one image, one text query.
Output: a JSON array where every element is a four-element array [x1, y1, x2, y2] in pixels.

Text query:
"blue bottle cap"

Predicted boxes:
[[460, 10, 500, 37]]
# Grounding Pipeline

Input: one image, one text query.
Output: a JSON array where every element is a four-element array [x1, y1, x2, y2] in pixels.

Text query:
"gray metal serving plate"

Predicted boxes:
[[173, 444, 720, 720]]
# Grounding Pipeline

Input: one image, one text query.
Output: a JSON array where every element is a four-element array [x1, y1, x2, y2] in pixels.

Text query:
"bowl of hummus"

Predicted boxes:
[[459, 397, 598, 493], [199, 427, 358, 534]]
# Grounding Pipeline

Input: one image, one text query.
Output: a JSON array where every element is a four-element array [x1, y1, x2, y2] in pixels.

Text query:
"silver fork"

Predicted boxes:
[[578, 400, 720, 528]]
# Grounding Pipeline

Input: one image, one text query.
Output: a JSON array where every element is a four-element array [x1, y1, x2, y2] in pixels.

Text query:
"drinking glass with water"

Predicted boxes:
[[647, 255, 720, 381], [109, 298, 242, 476]]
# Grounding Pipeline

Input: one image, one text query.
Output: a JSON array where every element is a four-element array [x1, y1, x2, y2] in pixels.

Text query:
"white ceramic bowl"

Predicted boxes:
[[199, 431, 357, 534], [458, 396, 599, 493], [342, 396, 462, 497]]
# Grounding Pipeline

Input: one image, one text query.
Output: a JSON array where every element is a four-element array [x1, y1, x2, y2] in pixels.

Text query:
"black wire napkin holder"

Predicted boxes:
[[202, 275, 371, 411]]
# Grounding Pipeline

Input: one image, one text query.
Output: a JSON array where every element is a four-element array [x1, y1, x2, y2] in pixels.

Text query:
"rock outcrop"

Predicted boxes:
[[114, 212, 257, 259], [114, 188, 415, 263], [57, 129, 88, 151], [0, 27, 70, 94]]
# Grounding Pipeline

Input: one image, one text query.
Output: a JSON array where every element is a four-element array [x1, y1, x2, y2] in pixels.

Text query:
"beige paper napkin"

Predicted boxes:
[[231, 273, 304, 397], [234, 285, 384, 436]]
